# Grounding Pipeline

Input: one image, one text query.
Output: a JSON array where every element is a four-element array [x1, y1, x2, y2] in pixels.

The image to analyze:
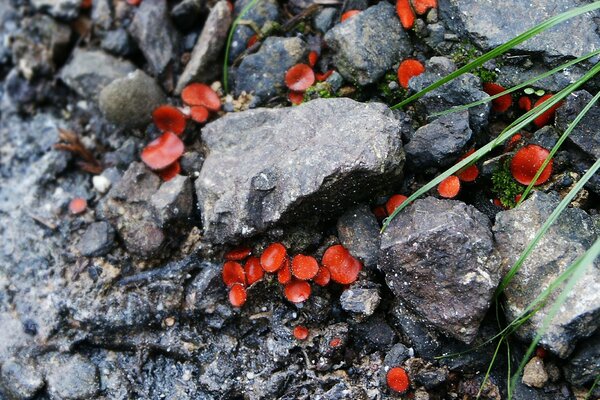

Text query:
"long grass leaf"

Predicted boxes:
[[390, 1, 600, 110], [477, 337, 504, 399]]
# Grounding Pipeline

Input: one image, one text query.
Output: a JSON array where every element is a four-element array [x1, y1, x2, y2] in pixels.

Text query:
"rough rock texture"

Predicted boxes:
[[76, 221, 115, 257], [99, 70, 166, 129], [493, 191, 600, 358], [150, 174, 194, 226], [228, 0, 280, 62], [196, 98, 405, 244], [129, 0, 180, 75], [336, 204, 380, 268], [324, 2, 411, 85], [340, 287, 381, 316], [380, 197, 500, 344], [43, 353, 99, 400], [233, 36, 308, 103], [409, 57, 490, 134], [522, 356, 549, 388], [170, 0, 206, 30], [0, 357, 44, 399], [175, 0, 231, 93], [556, 90, 600, 161], [439, 0, 600, 62], [563, 333, 600, 386], [30, 0, 81, 20], [59, 48, 136, 99], [405, 110, 472, 170]]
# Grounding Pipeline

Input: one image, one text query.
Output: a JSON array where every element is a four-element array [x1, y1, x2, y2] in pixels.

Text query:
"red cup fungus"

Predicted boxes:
[[510, 144, 553, 185], [313, 266, 331, 287], [244, 256, 264, 286], [387, 367, 410, 393], [141, 132, 184, 170], [533, 94, 561, 128], [341, 9, 360, 22], [396, 0, 415, 29], [284, 279, 312, 303], [181, 83, 222, 112], [322, 244, 362, 285], [293, 325, 309, 340], [397, 59, 425, 89], [411, 0, 437, 15], [518, 96, 532, 111], [308, 51, 318, 67], [437, 175, 460, 198], [190, 105, 209, 123], [482, 82, 512, 113], [385, 194, 408, 215], [316, 70, 334, 82], [69, 197, 87, 214], [222, 261, 246, 287], [288, 91, 304, 105], [157, 160, 181, 181], [229, 284, 247, 307], [291, 255, 319, 280], [278, 258, 292, 284], [225, 246, 252, 261], [152, 105, 187, 135], [285, 64, 315, 92], [260, 242, 287, 272]]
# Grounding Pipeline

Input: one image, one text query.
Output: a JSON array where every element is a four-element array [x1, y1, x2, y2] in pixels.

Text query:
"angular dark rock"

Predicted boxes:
[[493, 191, 600, 358], [30, 0, 81, 20], [336, 204, 380, 268], [352, 317, 397, 352], [404, 110, 472, 171], [150, 175, 194, 226], [0, 357, 43, 400], [563, 333, 600, 387], [175, 0, 232, 93], [101, 28, 137, 57], [42, 353, 99, 400], [170, 0, 206, 30], [339, 287, 381, 316], [76, 221, 115, 257], [99, 70, 166, 129], [233, 36, 308, 103], [380, 197, 500, 344], [196, 98, 405, 244], [313, 7, 337, 34], [324, 2, 412, 85], [59, 48, 136, 99], [556, 90, 600, 161], [129, 0, 180, 76], [91, 0, 113, 30], [228, 0, 280, 63]]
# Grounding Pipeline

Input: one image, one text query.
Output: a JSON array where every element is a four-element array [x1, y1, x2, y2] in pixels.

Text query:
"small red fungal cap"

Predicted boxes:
[[222, 261, 246, 287], [225, 246, 252, 261], [127, 0, 141, 5], [535, 347, 547, 359], [260, 242, 287, 272], [385, 194, 408, 215], [293, 325, 309, 340], [518, 96, 532, 111], [69, 197, 87, 214], [152, 105, 187, 135], [247, 34, 258, 48], [226, 0, 233, 12], [278, 258, 292, 284], [330, 337, 341, 347], [458, 165, 479, 182], [493, 198, 508, 209], [341, 9, 360, 22], [308, 51, 318, 67], [141, 132, 184, 170], [316, 70, 334, 82], [291, 255, 319, 280], [515, 194, 522, 203], [244, 256, 264, 286], [157, 161, 181, 181], [285, 64, 315, 92], [372, 205, 388, 221], [396, 0, 415, 29], [483, 82, 512, 113], [437, 175, 460, 198], [190, 105, 209, 123], [411, 0, 437, 15], [229, 284, 247, 307], [387, 367, 410, 393], [397, 59, 425, 89], [533, 94, 561, 127], [181, 83, 222, 112], [288, 91, 304, 105], [322, 245, 362, 285], [284, 279, 312, 303], [80, 0, 92, 9], [313, 266, 331, 287], [510, 144, 553, 185], [505, 133, 523, 152]]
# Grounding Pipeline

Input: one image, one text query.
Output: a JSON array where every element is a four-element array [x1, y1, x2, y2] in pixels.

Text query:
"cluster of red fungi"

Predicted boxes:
[[140, 83, 222, 181]]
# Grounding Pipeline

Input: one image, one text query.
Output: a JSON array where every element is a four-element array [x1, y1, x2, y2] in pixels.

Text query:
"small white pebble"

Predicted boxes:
[[93, 175, 111, 194]]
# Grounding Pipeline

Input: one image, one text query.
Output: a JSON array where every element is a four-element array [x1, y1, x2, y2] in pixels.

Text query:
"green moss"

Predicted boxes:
[[491, 162, 524, 208], [377, 71, 407, 104], [304, 82, 334, 101], [451, 41, 498, 83]]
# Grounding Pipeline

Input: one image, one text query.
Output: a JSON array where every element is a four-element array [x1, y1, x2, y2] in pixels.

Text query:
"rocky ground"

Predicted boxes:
[[0, 0, 599, 399]]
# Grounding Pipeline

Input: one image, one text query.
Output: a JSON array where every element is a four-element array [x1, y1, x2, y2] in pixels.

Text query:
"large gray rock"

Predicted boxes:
[[30, 0, 81, 20], [336, 204, 380, 268], [405, 110, 472, 171], [59, 49, 136, 99], [233, 37, 308, 103], [0, 357, 44, 400], [99, 70, 166, 129], [493, 191, 600, 358], [555, 90, 600, 161], [439, 0, 600, 62], [129, 0, 180, 76], [196, 98, 405, 244], [42, 353, 99, 400], [228, 0, 280, 63], [563, 333, 600, 387], [324, 2, 412, 86], [379, 197, 500, 344], [175, 0, 232, 93]]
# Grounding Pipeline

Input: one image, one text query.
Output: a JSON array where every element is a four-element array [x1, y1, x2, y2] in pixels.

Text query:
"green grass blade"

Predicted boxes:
[[381, 62, 600, 233], [477, 337, 504, 399], [508, 238, 600, 395], [496, 156, 600, 296], [518, 90, 600, 205], [390, 1, 600, 110], [223, 0, 261, 93], [586, 375, 600, 400], [430, 49, 600, 118]]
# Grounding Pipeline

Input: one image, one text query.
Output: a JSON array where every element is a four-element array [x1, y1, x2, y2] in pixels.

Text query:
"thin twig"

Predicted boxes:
[[54, 128, 103, 174]]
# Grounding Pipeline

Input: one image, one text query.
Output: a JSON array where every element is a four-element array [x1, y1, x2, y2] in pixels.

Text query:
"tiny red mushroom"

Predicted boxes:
[[411, 0, 437, 15], [260, 242, 287, 273], [396, 0, 415, 29], [518, 96, 532, 111], [316, 70, 334, 82], [457, 164, 479, 182], [533, 94, 562, 128], [277, 258, 292, 285], [341, 9, 360, 22], [437, 175, 461, 198], [308, 51, 318, 67], [181, 83, 222, 112], [244, 256, 264, 286], [322, 245, 362, 285], [247, 34, 259, 48], [372, 205, 388, 221], [152, 105, 187, 135], [225, 246, 252, 261], [141, 132, 184, 170], [535, 347, 547, 359], [222, 261, 246, 287], [330, 337, 342, 347], [229, 283, 247, 307], [293, 325, 309, 340], [510, 144, 553, 185], [397, 59, 425, 89], [291, 255, 319, 280], [157, 161, 181, 181], [284, 279, 312, 303], [69, 197, 87, 214], [313, 266, 331, 287], [190, 105, 209, 123], [385, 194, 408, 215], [127, 0, 141, 5], [505, 133, 523, 152], [482, 82, 512, 113], [288, 91, 304, 105], [285, 64, 315, 92], [387, 367, 410, 393]]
